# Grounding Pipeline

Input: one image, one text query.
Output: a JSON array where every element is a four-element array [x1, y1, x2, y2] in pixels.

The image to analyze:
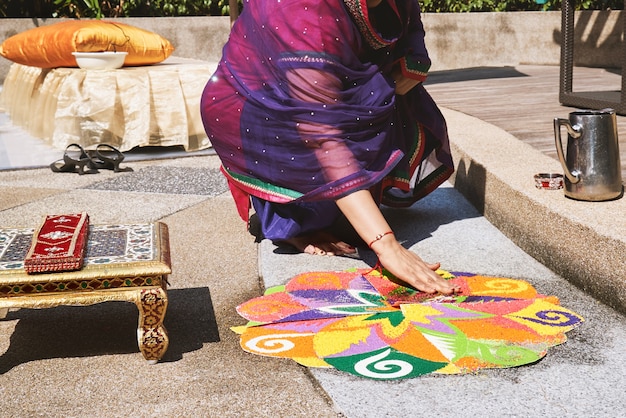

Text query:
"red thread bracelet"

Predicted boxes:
[[368, 231, 394, 248]]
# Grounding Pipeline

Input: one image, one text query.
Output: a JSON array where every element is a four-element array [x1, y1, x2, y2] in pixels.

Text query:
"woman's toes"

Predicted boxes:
[[302, 243, 317, 255], [337, 242, 356, 254]]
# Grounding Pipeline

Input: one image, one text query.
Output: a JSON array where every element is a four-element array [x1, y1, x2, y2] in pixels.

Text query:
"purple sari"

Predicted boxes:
[[201, 0, 453, 239]]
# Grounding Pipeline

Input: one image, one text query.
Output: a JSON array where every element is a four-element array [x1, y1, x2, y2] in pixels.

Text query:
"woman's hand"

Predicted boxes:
[[336, 190, 459, 294], [391, 67, 421, 95], [370, 235, 458, 294]]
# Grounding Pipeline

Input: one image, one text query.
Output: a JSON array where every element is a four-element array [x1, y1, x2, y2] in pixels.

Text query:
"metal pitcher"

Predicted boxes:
[[554, 109, 623, 201]]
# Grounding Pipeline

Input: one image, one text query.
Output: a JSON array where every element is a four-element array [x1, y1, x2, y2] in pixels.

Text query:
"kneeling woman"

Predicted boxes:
[[201, 0, 458, 294]]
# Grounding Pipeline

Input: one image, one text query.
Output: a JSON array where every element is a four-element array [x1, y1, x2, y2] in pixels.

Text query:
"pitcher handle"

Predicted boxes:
[[553, 118, 582, 184]]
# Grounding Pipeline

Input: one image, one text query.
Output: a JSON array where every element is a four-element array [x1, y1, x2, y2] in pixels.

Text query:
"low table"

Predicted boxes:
[[0, 222, 171, 363]]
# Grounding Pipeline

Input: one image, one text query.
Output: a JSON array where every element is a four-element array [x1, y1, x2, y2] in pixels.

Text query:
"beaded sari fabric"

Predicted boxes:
[[200, 0, 454, 223], [232, 269, 584, 380]]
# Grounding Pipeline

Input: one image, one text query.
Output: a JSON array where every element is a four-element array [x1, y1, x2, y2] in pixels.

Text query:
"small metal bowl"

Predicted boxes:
[[534, 173, 564, 190]]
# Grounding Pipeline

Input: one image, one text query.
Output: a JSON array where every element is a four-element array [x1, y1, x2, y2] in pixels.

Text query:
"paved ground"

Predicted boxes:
[[262, 185, 626, 417], [0, 65, 625, 417]]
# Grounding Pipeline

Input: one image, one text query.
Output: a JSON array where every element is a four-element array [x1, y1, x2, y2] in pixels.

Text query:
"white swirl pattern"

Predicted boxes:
[[354, 348, 414, 379], [245, 333, 315, 354]]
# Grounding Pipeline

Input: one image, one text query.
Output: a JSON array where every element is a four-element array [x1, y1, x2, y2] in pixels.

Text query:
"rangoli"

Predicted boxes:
[[232, 269, 584, 380]]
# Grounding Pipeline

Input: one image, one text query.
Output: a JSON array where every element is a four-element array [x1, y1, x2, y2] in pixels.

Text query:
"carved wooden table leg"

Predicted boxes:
[[136, 287, 169, 364]]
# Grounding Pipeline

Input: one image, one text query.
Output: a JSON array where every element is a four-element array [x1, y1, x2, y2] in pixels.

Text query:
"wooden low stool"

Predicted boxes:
[[0, 222, 171, 363]]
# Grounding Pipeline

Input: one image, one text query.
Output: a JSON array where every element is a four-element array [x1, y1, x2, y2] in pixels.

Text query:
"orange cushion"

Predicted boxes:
[[0, 20, 175, 68]]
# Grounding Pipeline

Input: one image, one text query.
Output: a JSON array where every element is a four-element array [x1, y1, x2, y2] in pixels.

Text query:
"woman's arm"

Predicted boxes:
[[336, 189, 459, 294], [391, 66, 421, 95]]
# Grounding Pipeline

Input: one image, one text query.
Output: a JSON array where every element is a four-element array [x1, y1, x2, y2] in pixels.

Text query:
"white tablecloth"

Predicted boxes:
[[0, 57, 216, 152]]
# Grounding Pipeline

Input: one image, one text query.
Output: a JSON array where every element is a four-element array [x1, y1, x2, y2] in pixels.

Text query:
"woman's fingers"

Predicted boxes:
[[378, 243, 458, 294], [426, 262, 441, 271]]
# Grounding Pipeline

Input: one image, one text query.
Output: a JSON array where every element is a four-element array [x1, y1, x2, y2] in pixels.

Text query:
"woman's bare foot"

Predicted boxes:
[[282, 230, 357, 256]]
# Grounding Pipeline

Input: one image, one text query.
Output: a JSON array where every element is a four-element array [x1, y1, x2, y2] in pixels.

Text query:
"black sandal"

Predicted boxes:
[[50, 144, 99, 175], [88, 144, 133, 173]]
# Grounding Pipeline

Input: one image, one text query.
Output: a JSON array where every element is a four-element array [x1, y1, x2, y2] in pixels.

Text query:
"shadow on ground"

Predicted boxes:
[[425, 66, 528, 85], [0, 287, 219, 374], [268, 186, 484, 269]]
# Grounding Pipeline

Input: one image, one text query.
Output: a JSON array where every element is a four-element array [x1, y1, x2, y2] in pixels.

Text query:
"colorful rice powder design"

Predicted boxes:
[[232, 269, 583, 380]]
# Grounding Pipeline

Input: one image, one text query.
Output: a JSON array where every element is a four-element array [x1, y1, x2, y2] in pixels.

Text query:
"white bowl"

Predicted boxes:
[[72, 51, 128, 70]]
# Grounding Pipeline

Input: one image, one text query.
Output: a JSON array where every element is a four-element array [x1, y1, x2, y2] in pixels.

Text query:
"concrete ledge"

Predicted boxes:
[[444, 107, 626, 314]]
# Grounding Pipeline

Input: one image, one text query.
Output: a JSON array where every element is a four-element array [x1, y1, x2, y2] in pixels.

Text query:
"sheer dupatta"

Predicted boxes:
[[201, 0, 453, 222]]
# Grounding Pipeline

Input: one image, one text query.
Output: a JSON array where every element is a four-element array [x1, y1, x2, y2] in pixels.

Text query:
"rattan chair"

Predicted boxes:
[[559, 0, 626, 115]]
